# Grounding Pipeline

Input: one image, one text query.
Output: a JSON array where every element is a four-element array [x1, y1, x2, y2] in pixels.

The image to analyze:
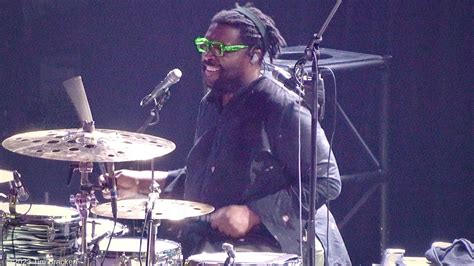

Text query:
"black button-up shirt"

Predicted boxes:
[[178, 76, 351, 264]]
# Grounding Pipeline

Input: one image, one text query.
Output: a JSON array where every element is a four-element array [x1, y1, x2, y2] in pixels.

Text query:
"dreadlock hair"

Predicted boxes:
[[210, 3, 287, 63]]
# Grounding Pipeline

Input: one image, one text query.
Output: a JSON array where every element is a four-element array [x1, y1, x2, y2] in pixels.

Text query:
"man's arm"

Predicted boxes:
[[105, 167, 186, 199]]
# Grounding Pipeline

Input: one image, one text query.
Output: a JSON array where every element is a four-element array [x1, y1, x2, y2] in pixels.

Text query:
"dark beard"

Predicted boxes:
[[208, 75, 243, 97]]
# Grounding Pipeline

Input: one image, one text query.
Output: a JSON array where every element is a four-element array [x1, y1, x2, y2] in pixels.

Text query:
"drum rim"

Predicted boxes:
[[98, 237, 182, 253], [186, 252, 301, 266], [0, 203, 80, 221]]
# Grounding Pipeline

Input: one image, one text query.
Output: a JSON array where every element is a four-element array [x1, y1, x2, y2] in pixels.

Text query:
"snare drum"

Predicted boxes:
[[83, 217, 128, 242], [187, 252, 301, 266], [0, 203, 80, 265], [96, 237, 182, 266]]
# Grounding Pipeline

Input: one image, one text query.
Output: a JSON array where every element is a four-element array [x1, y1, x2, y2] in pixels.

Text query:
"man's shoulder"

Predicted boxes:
[[253, 76, 304, 108]]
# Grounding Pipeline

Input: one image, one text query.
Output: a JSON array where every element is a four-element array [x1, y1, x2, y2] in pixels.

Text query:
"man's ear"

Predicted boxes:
[[249, 48, 263, 64]]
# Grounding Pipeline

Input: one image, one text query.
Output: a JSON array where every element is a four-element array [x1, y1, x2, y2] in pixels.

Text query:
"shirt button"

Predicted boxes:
[[210, 166, 215, 173]]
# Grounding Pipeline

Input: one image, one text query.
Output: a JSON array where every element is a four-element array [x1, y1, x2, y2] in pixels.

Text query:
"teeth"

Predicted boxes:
[[205, 65, 219, 72]]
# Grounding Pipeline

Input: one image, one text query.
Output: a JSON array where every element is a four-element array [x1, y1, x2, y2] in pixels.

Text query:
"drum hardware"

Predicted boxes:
[[144, 182, 161, 265], [1, 75, 188, 265], [91, 178, 214, 265], [222, 243, 236, 265], [47, 224, 56, 241], [89, 231, 111, 260], [1, 169, 30, 216], [69, 161, 98, 265], [7, 182, 20, 215], [1, 127, 179, 265]]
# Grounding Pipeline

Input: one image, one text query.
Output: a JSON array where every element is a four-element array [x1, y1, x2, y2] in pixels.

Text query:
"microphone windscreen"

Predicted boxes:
[[169, 69, 183, 83], [63, 76, 94, 123]]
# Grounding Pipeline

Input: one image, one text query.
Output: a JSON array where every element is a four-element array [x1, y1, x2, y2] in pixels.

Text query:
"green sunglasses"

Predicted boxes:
[[194, 37, 248, 56]]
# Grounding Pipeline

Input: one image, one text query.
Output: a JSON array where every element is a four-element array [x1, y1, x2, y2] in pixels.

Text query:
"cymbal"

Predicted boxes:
[[91, 199, 214, 220], [2, 128, 175, 162], [0, 169, 13, 183]]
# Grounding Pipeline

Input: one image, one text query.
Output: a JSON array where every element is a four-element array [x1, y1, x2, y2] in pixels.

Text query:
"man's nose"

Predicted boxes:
[[202, 50, 216, 61]]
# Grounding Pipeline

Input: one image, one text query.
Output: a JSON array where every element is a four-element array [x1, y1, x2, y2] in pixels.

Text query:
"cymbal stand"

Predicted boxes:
[[145, 163, 161, 266], [70, 161, 97, 266]]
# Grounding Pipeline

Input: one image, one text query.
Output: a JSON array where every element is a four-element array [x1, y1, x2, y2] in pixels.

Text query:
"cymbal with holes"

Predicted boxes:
[[91, 198, 214, 220], [2, 129, 175, 162]]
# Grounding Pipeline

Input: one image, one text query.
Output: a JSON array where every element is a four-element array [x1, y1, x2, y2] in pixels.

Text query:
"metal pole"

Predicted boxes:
[[379, 57, 391, 255]]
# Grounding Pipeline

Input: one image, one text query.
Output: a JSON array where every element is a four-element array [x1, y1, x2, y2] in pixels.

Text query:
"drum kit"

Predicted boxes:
[[0, 76, 301, 265], [0, 127, 210, 265]]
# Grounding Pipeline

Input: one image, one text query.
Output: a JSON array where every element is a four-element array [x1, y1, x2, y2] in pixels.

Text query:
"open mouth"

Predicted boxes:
[[204, 64, 220, 73]]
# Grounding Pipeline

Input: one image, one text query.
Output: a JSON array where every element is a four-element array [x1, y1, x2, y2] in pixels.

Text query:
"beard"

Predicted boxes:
[[209, 74, 243, 95], [202, 61, 245, 97]]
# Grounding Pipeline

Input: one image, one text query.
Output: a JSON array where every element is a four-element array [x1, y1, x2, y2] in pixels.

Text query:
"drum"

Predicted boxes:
[[83, 217, 128, 242], [0, 203, 80, 265], [96, 237, 182, 266], [187, 252, 302, 266]]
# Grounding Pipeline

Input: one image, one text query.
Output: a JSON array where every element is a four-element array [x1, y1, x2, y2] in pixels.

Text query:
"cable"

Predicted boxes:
[[138, 206, 151, 266], [293, 58, 310, 262], [319, 65, 338, 264], [296, 72, 304, 260]]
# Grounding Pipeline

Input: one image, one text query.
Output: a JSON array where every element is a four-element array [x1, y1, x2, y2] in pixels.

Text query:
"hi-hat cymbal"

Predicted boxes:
[[2, 128, 175, 162], [0, 169, 13, 183], [91, 199, 214, 220]]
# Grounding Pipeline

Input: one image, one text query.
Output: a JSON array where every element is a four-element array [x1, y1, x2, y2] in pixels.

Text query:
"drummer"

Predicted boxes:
[[112, 3, 351, 265]]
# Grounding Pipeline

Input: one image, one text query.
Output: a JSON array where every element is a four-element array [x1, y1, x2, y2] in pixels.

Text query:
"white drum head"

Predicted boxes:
[[188, 252, 300, 265], [84, 218, 127, 241], [99, 237, 180, 253], [0, 203, 78, 218]]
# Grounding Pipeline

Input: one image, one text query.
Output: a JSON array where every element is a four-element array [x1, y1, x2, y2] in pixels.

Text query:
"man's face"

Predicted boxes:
[[201, 23, 251, 93]]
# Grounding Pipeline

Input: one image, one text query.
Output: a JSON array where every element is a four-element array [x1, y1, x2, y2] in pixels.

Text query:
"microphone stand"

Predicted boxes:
[[137, 92, 170, 264], [137, 91, 171, 134], [298, 1, 342, 265]]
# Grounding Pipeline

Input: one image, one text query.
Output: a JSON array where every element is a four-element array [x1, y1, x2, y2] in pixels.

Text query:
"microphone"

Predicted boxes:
[[12, 170, 29, 202], [88, 232, 111, 247], [268, 65, 305, 95], [271, 65, 295, 88], [140, 68, 182, 106]]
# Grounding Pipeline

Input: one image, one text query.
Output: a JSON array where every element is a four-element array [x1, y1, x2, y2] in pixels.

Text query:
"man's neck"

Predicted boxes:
[[221, 68, 261, 106], [222, 93, 234, 106]]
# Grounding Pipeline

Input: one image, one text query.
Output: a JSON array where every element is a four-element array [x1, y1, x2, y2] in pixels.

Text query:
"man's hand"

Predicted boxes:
[[100, 170, 168, 199], [210, 205, 261, 238]]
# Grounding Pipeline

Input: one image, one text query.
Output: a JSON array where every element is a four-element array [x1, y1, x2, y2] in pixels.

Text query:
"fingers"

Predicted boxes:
[[99, 169, 167, 199], [209, 205, 259, 238], [100, 170, 140, 200]]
